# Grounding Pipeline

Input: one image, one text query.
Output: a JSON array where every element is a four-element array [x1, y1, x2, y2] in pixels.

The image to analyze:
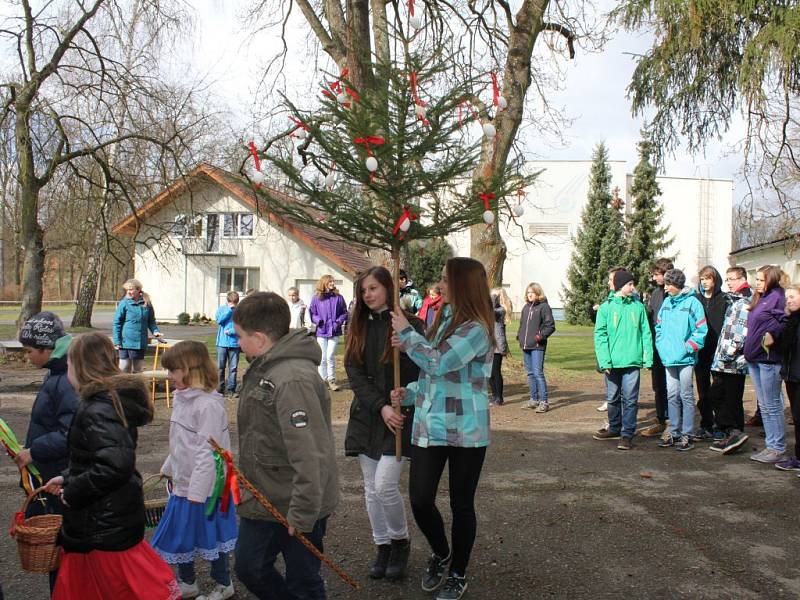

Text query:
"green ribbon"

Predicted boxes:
[[205, 450, 225, 517], [0, 417, 42, 482]]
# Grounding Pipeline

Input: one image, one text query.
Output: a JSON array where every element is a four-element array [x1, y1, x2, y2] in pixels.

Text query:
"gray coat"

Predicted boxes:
[[493, 304, 509, 354]]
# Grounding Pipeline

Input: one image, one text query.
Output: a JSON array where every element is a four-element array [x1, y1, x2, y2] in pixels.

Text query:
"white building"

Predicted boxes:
[[448, 160, 734, 313], [113, 164, 372, 321], [730, 236, 800, 282]]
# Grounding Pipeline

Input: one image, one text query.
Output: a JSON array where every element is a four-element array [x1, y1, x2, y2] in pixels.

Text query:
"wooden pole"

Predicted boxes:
[[392, 244, 402, 461]]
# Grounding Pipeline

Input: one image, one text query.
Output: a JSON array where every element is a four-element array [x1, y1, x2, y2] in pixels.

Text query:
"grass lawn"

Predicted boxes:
[[0, 303, 116, 320]]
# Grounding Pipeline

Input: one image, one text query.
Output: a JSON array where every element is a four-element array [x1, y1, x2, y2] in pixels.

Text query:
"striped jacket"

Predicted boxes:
[[711, 285, 753, 375], [399, 304, 492, 448]]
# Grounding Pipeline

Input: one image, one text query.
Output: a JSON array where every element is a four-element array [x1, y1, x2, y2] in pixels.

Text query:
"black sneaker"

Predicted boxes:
[[690, 427, 713, 441], [658, 434, 675, 448], [436, 574, 468, 600], [676, 435, 694, 452], [709, 438, 728, 453], [421, 552, 451, 592], [721, 431, 749, 455]]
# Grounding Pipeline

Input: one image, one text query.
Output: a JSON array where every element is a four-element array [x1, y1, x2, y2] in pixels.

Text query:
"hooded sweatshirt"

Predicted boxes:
[[744, 286, 787, 364], [237, 329, 340, 532], [655, 287, 708, 367], [594, 293, 653, 370], [711, 282, 753, 375], [23, 334, 79, 484], [695, 267, 730, 366]]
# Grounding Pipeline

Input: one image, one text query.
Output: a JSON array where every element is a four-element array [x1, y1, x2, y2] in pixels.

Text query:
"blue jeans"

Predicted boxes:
[[748, 362, 786, 453], [605, 368, 640, 438], [177, 553, 231, 587], [522, 349, 548, 403], [217, 347, 240, 392], [665, 365, 695, 437], [235, 517, 328, 600]]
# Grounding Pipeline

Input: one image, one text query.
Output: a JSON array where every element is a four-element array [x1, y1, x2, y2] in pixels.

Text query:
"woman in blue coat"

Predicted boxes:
[[112, 278, 162, 373]]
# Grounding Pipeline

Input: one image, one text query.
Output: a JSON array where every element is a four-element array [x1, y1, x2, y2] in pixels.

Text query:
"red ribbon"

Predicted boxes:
[[491, 72, 500, 107], [9, 511, 24, 537], [288, 116, 310, 132], [407, 0, 415, 15], [353, 136, 385, 156], [220, 450, 240, 513], [392, 206, 418, 239], [458, 98, 479, 128], [323, 69, 360, 105], [479, 192, 495, 210], [410, 72, 429, 125], [248, 141, 261, 172]]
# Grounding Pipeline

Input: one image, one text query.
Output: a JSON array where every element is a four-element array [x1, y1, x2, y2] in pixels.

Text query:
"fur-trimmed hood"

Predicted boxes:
[[79, 374, 154, 427]]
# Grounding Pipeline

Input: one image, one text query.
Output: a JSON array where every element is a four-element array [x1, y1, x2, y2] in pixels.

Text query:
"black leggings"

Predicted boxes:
[[409, 445, 487, 576], [785, 381, 800, 459], [489, 353, 504, 401]]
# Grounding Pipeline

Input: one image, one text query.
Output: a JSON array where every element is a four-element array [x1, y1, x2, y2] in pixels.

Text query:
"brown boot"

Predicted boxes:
[[640, 422, 666, 437]]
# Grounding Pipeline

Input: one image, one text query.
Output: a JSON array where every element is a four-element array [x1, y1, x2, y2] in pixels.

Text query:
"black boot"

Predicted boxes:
[[385, 538, 411, 580], [369, 544, 392, 579]]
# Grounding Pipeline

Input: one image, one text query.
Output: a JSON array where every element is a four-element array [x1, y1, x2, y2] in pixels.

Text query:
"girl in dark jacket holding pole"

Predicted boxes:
[[517, 283, 556, 412], [43, 333, 178, 600], [344, 267, 421, 581]]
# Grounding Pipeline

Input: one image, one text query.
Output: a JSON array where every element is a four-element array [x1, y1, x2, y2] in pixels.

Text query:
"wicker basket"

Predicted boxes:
[[10, 486, 62, 573], [143, 475, 169, 529]]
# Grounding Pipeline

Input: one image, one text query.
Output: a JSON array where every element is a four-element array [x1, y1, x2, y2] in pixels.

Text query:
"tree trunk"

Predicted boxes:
[[346, 0, 375, 91], [72, 232, 104, 327]]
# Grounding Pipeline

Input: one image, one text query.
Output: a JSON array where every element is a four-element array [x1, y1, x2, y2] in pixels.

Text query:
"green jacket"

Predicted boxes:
[[594, 294, 653, 370]]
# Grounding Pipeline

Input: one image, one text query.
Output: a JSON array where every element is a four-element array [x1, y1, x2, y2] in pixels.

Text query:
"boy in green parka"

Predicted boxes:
[[592, 270, 653, 450]]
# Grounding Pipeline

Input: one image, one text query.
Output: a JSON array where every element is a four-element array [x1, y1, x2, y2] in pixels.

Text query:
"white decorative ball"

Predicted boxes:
[[482, 122, 496, 138], [414, 104, 427, 119], [513, 204, 525, 217], [251, 170, 266, 184], [295, 128, 307, 140], [399, 218, 411, 232], [483, 210, 495, 224], [409, 15, 423, 29], [336, 92, 349, 104], [497, 96, 508, 110], [417, 239, 429, 249], [366, 156, 378, 172], [325, 172, 336, 188]]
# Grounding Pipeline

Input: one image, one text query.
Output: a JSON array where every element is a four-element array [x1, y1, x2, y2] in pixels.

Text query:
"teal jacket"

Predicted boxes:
[[112, 297, 160, 350], [655, 288, 708, 367], [399, 304, 492, 448], [594, 294, 653, 370]]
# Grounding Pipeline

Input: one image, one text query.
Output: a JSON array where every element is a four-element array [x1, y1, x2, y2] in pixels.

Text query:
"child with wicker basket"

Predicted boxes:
[[42, 332, 179, 599], [150, 341, 238, 600]]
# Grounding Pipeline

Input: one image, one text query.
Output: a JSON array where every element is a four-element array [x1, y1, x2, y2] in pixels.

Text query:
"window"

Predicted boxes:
[[221, 213, 255, 238], [176, 214, 203, 238], [219, 267, 260, 294], [206, 214, 219, 251]]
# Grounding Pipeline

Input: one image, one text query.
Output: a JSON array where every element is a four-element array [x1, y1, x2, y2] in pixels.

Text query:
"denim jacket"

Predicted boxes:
[[399, 304, 492, 448]]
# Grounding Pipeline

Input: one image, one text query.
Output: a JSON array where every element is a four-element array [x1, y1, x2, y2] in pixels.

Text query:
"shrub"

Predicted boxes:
[[177, 312, 190, 325], [192, 312, 201, 323]]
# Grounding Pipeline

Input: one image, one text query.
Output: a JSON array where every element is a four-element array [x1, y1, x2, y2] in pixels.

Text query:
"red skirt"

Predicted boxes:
[[53, 540, 179, 600]]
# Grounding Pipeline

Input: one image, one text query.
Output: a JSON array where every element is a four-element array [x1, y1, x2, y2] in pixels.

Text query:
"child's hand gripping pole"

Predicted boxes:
[[207, 438, 361, 591]]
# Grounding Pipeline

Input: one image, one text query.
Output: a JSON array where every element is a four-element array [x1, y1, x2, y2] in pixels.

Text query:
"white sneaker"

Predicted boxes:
[[327, 380, 340, 392], [178, 579, 200, 599], [596, 402, 608, 412], [196, 582, 235, 600]]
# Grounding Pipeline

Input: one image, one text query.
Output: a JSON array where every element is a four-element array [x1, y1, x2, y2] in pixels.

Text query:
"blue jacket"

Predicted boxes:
[[400, 304, 492, 448], [112, 296, 160, 350], [23, 334, 80, 484], [215, 304, 239, 348], [655, 288, 708, 367]]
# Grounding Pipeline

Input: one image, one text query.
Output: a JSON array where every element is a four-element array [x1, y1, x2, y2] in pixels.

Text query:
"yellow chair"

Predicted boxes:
[[140, 341, 171, 408]]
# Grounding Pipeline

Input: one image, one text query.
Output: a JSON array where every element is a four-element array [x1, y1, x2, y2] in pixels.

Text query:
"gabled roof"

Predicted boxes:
[[113, 163, 373, 276]]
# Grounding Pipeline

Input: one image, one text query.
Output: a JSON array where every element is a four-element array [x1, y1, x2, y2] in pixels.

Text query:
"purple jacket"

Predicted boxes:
[[309, 292, 348, 338], [744, 287, 787, 364]]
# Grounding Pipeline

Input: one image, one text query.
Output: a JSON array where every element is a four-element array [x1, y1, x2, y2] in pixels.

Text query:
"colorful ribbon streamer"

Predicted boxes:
[[407, 0, 415, 15], [479, 192, 496, 210], [220, 449, 241, 513], [353, 136, 385, 156], [410, 72, 430, 126], [490, 72, 500, 107], [458, 98, 479, 128], [248, 141, 261, 172], [0, 418, 42, 486], [392, 207, 418, 239], [206, 452, 226, 517], [288, 116, 310, 132]]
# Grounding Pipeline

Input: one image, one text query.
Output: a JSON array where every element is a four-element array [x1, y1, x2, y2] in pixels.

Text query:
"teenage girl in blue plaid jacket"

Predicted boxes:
[[390, 257, 494, 600]]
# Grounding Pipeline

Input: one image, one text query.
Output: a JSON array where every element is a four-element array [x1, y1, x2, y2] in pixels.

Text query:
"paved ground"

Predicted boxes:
[[1, 364, 799, 599]]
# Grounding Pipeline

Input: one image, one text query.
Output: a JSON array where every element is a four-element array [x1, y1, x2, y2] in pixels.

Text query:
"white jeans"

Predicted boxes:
[[358, 454, 409, 545], [317, 336, 338, 382]]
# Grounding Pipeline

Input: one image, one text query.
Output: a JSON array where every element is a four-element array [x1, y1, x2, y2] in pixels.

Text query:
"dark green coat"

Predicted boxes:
[[344, 311, 421, 459]]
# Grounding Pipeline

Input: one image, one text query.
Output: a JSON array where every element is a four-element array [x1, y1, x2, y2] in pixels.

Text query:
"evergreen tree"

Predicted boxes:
[[403, 239, 454, 296], [624, 137, 673, 292], [563, 143, 624, 325]]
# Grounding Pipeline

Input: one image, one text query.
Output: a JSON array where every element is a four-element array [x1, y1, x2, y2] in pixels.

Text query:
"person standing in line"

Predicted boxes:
[[641, 258, 673, 437], [693, 266, 730, 442], [776, 283, 800, 471], [418, 285, 444, 333], [489, 288, 513, 407], [655, 269, 708, 451], [308, 274, 349, 391], [708, 267, 752, 454], [398, 270, 424, 315], [287, 286, 307, 329], [592, 269, 653, 450], [517, 283, 556, 412], [214, 291, 241, 396], [390, 257, 494, 600], [344, 267, 421, 581], [113, 278, 162, 373], [744, 265, 789, 464]]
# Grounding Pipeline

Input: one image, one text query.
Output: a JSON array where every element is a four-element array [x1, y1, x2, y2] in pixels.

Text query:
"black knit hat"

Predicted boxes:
[[663, 268, 686, 289], [613, 270, 635, 291], [19, 312, 66, 349]]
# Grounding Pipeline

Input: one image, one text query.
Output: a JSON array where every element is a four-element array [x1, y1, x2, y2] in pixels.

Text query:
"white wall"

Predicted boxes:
[[133, 179, 354, 321], [448, 160, 733, 311], [731, 242, 800, 283]]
